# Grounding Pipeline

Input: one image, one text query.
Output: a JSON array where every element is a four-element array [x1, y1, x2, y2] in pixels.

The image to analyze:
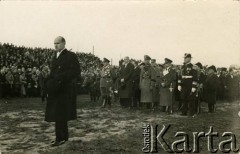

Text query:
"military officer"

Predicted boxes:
[[140, 55, 153, 109], [193, 62, 206, 116], [158, 58, 176, 113], [150, 59, 160, 110], [178, 53, 198, 116], [100, 58, 113, 108]]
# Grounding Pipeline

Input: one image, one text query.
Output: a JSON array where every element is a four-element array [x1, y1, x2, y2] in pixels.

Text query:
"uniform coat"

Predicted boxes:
[[140, 64, 153, 103], [45, 49, 80, 122], [100, 64, 113, 96], [118, 62, 134, 98], [151, 65, 160, 103]]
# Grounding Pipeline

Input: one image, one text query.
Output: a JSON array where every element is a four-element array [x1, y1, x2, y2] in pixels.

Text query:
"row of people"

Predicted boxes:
[[98, 53, 240, 117]]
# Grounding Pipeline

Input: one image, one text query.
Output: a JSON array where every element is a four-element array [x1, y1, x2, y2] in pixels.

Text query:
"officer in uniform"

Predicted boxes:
[[178, 53, 198, 116], [140, 55, 153, 109], [193, 62, 206, 116], [150, 59, 160, 110], [158, 58, 176, 113], [100, 58, 113, 108]]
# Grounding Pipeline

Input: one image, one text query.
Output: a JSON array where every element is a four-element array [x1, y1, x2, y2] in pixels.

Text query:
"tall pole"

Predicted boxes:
[[111, 59, 113, 66], [93, 46, 95, 55]]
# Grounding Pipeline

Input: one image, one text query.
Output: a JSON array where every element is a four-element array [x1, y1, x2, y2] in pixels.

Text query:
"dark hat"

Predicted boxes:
[[184, 53, 192, 58], [208, 65, 217, 72], [222, 67, 227, 71], [164, 58, 172, 64], [195, 62, 203, 69], [159, 64, 164, 68], [103, 58, 110, 63], [139, 62, 145, 66], [144, 55, 151, 60], [217, 67, 222, 71], [151, 59, 156, 63]]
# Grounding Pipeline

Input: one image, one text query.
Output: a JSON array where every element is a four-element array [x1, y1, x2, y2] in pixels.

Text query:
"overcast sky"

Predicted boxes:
[[0, 1, 239, 67]]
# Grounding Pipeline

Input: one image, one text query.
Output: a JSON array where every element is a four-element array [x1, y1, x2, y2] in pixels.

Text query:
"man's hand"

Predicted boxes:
[[121, 78, 124, 82], [161, 83, 165, 87], [178, 86, 181, 91], [191, 87, 196, 93]]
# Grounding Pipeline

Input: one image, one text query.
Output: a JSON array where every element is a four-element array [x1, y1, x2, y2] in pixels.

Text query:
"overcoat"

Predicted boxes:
[[45, 49, 80, 122], [158, 67, 177, 106], [118, 63, 134, 98], [140, 64, 153, 103], [204, 74, 218, 104], [151, 65, 160, 103]]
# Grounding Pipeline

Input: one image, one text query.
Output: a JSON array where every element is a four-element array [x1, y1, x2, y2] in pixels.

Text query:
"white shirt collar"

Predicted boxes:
[[57, 48, 65, 58]]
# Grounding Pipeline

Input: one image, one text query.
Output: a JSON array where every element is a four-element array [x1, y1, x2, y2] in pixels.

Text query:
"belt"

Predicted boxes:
[[182, 76, 193, 79]]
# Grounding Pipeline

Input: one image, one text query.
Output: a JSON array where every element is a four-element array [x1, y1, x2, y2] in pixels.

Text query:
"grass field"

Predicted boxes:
[[0, 95, 240, 154]]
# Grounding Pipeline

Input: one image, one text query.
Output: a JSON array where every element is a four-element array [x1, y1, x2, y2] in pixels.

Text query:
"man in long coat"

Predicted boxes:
[[158, 58, 176, 113], [131, 60, 141, 108], [204, 65, 218, 113], [140, 55, 153, 109], [150, 59, 160, 110], [100, 58, 113, 108], [118, 56, 134, 108], [45, 36, 80, 146]]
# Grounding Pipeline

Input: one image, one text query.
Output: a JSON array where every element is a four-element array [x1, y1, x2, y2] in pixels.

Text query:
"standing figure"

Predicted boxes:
[[131, 60, 141, 108], [193, 62, 206, 116], [150, 59, 160, 110], [39, 65, 50, 103], [204, 65, 218, 113], [140, 55, 153, 109], [178, 53, 198, 116], [158, 58, 176, 113], [100, 58, 113, 108], [45, 36, 80, 146], [118, 56, 134, 108]]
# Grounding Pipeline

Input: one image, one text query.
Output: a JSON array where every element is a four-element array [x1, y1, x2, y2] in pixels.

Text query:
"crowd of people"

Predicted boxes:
[[85, 54, 240, 117], [0, 43, 101, 102], [0, 42, 239, 117]]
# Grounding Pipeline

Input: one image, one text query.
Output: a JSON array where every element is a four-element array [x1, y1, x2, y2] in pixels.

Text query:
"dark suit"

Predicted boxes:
[[226, 74, 238, 102], [45, 49, 80, 142], [118, 62, 134, 107], [204, 73, 218, 112], [132, 66, 141, 107]]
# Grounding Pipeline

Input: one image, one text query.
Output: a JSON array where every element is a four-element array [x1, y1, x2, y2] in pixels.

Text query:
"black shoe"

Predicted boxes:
[[51, 140, 66, 147], [180, 113, 187, 116]]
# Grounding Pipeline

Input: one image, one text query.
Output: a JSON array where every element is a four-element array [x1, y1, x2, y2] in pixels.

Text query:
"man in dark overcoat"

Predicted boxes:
[[131, 60, 141, 108], [45, 36, 80, 146], [204, 65, 218, 113], [118, 56, 134, 108]]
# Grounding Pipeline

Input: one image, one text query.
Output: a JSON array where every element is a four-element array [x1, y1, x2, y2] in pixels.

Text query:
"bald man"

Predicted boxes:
[[45, 36, 80, 146]]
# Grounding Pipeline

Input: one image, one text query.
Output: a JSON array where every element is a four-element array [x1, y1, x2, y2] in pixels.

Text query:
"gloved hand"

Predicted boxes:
[[178, 86, 181, 91], [191, 87, 196, 93]]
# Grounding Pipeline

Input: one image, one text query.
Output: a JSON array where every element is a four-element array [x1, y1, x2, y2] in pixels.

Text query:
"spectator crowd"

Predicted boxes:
[[0, 43, 101, 102]]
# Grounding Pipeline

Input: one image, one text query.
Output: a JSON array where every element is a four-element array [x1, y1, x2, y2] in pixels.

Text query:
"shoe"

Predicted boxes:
[[180, 113, 187, 116], [51, 140, 66, 147]]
